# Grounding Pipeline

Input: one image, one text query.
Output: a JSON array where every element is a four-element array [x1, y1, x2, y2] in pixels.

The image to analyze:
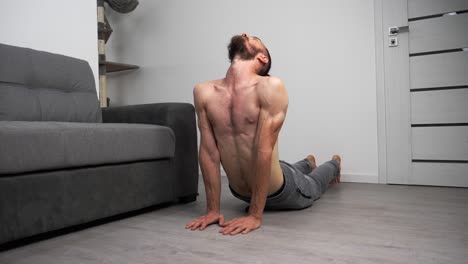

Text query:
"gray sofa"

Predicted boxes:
[[0, 43, 199, 246]]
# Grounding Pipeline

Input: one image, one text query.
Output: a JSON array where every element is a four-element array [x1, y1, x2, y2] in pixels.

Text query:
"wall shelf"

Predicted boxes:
[[100, 61, 139, 73]]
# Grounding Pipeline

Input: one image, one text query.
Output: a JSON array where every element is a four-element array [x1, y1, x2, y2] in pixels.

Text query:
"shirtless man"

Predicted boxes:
[[186, 33, 341, 235]]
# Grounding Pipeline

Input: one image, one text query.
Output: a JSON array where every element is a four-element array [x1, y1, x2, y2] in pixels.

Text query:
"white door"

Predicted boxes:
[[379, 0, 468, 187]]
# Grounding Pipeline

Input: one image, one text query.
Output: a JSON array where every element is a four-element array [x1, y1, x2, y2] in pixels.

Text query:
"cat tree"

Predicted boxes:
[[97, 0, 139, 107]]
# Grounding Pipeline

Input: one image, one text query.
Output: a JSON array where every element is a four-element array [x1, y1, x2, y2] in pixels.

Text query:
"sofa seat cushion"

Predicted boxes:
[[0, 121, 175, 175]]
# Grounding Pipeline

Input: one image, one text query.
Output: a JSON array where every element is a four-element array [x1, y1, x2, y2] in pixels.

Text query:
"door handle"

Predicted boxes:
[[388, 25, 409, 36], [388, 25, 409, 47]]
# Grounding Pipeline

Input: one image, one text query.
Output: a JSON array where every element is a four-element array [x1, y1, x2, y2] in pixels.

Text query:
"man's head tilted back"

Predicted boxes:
[[227, 33, 272, 76]]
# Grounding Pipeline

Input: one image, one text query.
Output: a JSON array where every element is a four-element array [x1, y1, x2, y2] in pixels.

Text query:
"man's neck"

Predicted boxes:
[[224, 60, 258, 88]]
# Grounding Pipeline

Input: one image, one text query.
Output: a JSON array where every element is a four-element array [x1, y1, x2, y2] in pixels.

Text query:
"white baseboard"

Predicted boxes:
[[340, 173, 379, 184]]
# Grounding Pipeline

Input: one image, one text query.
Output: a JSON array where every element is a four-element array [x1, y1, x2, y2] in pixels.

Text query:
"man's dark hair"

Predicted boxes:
[[228, 35, 271, 76]]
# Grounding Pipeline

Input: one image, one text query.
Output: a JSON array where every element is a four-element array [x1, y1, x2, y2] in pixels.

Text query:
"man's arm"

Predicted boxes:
[[197, 89, 221, 214], [249, 98, 286, 218], [220, 77, 288, 235], [186, 85, 225, 231]]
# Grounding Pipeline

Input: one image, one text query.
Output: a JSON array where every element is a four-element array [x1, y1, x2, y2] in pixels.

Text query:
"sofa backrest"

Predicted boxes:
[[0, 43, 102, 122]]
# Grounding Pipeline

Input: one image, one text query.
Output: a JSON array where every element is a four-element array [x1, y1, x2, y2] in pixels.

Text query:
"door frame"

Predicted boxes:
[[374, 0, 387, 184], [373, 0, 413, 184]]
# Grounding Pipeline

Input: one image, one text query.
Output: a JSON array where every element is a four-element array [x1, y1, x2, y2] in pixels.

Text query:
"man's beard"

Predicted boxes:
[[228, 35, 258, 61]]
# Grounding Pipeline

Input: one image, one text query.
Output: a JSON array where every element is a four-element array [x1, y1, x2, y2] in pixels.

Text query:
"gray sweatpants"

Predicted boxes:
[[229, 159, 340, 210]]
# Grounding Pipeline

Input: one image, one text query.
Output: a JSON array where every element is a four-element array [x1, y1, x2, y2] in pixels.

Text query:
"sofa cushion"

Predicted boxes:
[[0, 43, 102, 122], [0, 121, 175, 175]]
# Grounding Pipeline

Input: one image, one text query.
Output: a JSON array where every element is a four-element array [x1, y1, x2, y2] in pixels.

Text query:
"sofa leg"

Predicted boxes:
[[178, 193, 198, 204]]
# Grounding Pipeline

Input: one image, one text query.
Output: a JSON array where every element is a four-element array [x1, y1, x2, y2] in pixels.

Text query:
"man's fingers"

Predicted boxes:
[[186, 216, 204, 229], [220, 225, 235, 235], [200, 222, 207, 231], [223, 218, 241, 227], [187, 213, 227, 231], [190, 221, 202, 230], [219, 223, 233, 233], [220, 218, 247, 234], [185, 221, 195, 229], [230, 227, 245, 236], [222, 223, 244, 235], [216, 216, 260, 235]]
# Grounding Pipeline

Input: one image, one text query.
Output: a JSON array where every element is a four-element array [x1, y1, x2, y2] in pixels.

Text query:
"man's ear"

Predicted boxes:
[[257, 53, 269, 64]]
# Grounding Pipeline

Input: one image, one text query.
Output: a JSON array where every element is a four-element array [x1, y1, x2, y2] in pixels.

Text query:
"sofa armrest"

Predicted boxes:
[[102, 103, 198, 202]]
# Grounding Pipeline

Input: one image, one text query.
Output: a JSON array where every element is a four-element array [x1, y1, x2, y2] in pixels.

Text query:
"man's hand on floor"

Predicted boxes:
[[219, 215, 261, 235], [186, 211, 225, 231]]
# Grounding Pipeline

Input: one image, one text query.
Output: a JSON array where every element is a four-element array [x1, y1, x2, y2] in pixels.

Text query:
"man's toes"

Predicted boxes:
[[332, 155, 342, 168], [332, 154, 341, 164], [306, 155, 317, 169], [331, 154, 342, 185]]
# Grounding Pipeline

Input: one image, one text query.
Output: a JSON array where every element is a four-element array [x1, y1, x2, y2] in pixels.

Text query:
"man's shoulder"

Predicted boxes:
[[193, 79, 225, 108], [256, 76, 288, 110], [195, 79, 224, 88], [194, 79, 223, 95], [257, 76, 286, 94], [264, 76, 284, 87]]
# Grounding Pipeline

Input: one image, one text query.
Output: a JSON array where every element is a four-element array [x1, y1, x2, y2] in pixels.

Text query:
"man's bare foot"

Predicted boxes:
[[306, 155, 318, 170], [330, 155, 341, 184]]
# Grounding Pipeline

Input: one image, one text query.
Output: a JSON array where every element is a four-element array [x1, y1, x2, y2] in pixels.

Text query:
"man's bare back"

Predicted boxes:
[[195, 77, 287, 198]]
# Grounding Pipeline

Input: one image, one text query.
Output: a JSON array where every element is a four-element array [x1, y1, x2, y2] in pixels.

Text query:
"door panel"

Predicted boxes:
[[412, 163, 468, 187], [408, 0, 468, 19], [381, 0, 468, 186], [409, 13, 468, 54], [411, 89, 468, 124], [412, 127, 468, 160], [410, 51, 468, 89]]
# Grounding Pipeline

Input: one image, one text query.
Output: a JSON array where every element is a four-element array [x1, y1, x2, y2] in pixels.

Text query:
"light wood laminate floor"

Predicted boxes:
[[1, 177, 467, 264]]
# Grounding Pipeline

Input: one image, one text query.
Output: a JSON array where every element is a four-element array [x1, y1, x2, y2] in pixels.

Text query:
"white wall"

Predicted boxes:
[[0, 0, 99, 93], [106, 0, 379, 183]]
